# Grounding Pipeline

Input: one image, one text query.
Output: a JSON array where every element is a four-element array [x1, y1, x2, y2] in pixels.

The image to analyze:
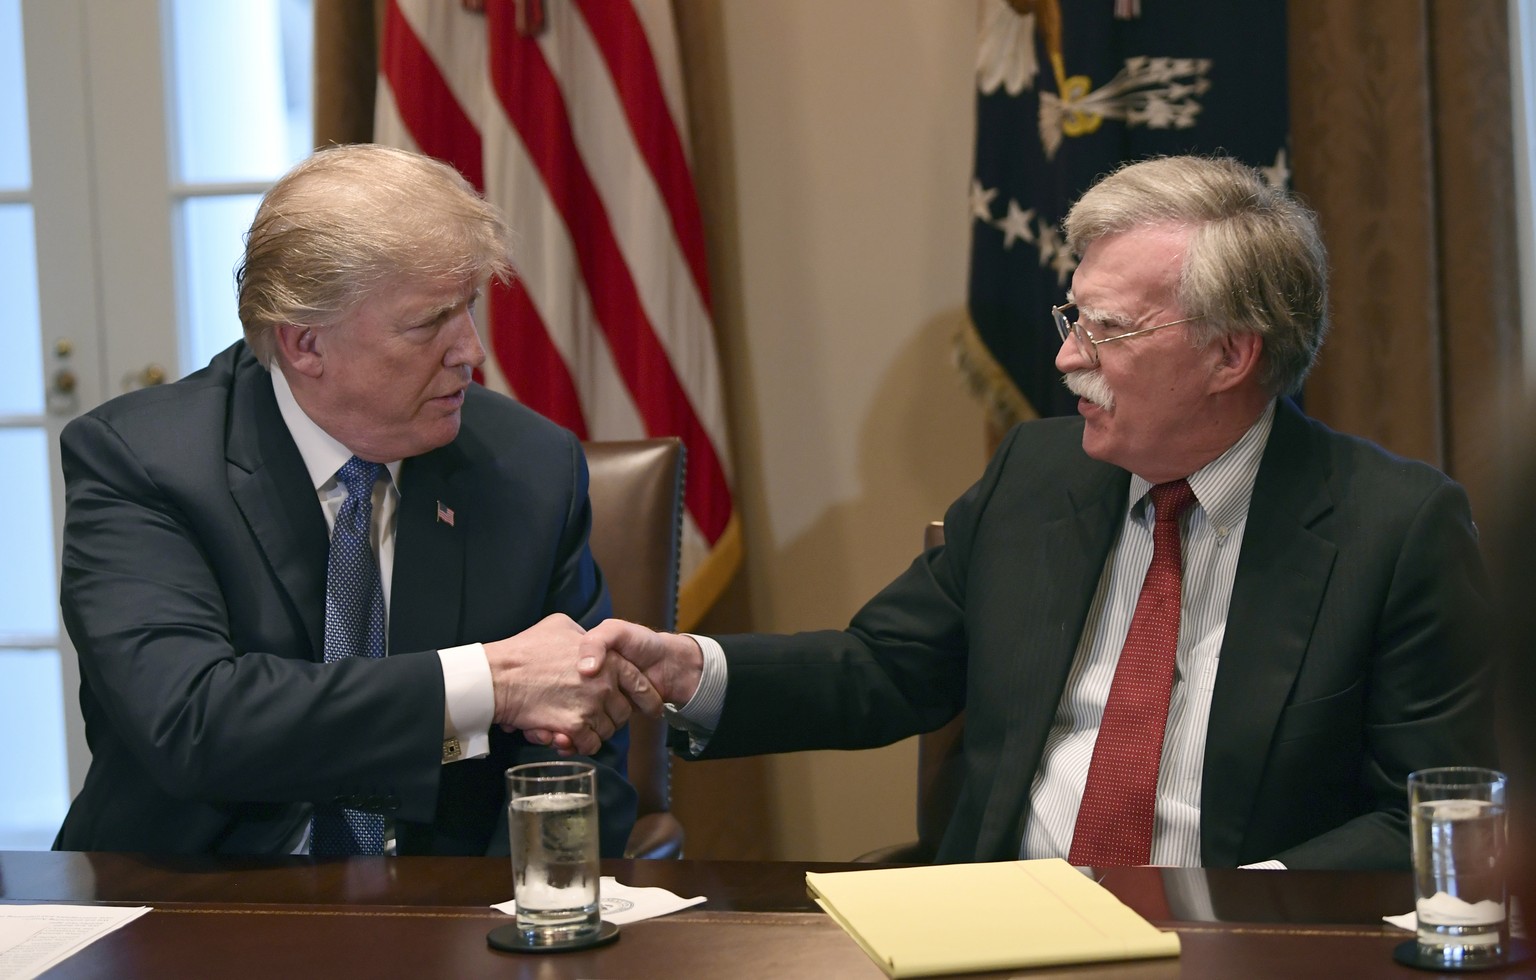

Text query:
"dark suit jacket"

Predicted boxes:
[[54, 342, 636, 857], [692, 400, 1495, 869]]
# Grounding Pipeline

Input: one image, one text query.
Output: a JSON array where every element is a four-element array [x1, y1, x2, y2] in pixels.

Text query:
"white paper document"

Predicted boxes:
[[0, 904, 152, 980], [493, 876, 705, 925]]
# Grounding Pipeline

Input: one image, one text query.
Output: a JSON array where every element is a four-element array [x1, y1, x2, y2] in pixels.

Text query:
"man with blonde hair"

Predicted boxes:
[[55, 144, 655, 857], [586, 155, 1495, 870]]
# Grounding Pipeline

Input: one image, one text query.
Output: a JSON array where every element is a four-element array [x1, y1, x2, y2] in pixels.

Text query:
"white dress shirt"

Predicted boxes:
[[676, 402, 1281, 867], [1021, 401, 1274, 866]]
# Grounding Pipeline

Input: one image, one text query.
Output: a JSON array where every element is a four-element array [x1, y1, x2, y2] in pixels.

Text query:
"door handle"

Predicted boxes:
[[48, 339, 79, 415], [123, 363, 167, 391]]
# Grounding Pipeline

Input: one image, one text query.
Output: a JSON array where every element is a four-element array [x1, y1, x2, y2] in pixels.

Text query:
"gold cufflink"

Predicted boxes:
[[442, 737, 462, 762]]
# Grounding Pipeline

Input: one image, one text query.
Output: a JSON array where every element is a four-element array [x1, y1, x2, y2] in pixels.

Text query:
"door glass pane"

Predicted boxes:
[[0, 204, 43, 414], [178, 194, 262, 373], [0, 0, 29, 190], [166, 0, 313, 183], [0, 428, 56, 636], [0, 648, 69, 849]]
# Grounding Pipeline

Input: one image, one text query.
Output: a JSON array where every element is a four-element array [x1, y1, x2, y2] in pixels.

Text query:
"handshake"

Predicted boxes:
[[484, 615, 705, 756]]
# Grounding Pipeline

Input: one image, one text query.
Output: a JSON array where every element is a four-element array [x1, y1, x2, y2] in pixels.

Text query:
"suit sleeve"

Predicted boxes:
[[1271, 478, 1497, 869], [60, 413, 446, 821], [544, 431, 612, 630], [686, 426, 1033, 759]]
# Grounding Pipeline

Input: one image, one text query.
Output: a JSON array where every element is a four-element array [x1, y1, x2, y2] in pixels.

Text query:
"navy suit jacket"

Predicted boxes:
[[55, 342, 635, 856], [693, 400, 1495, 869]]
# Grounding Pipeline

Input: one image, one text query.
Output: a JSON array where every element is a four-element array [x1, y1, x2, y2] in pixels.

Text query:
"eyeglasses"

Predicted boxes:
[[1052, 301, 1203, 366]]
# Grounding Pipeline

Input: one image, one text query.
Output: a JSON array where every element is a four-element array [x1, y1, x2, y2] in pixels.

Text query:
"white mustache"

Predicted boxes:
[[1063, 370, 1115, 411]]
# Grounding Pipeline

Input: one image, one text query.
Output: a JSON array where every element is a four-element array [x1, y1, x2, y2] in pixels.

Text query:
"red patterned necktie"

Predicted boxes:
[[1068, 478, 1196, 867]]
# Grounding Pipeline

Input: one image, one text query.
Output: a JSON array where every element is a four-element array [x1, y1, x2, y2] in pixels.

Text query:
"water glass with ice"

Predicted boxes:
[[1408, 766, 1508, 966], [507, 760, 601, 946]]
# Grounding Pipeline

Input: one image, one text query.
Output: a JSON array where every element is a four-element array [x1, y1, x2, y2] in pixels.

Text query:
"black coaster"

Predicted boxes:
[[1392, 938, 1531, 972], [487, 920, 620, 954]]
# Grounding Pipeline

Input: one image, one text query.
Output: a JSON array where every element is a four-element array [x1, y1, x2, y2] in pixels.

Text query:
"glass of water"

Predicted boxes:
[[1408, 767, 1508, 966], [507, 760, 601, 946]]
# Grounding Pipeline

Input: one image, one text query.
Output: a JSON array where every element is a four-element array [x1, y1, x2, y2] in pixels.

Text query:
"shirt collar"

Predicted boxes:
[[1127, 399, 1276, 526], [269, 365, 404, 492]]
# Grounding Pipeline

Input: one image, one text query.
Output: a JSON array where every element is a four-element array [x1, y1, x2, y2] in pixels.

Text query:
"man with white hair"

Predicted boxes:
[[586, 155, 1495, 870]]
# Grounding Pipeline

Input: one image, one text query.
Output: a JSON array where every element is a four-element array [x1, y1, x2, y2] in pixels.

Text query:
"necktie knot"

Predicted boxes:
[[1149, 479, 1194, 525], [336, 456, 384, 500]]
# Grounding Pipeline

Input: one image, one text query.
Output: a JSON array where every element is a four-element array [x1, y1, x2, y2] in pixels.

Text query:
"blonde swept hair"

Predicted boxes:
[[236, 144, 512, 366], [1064, 155, 1328, 396]]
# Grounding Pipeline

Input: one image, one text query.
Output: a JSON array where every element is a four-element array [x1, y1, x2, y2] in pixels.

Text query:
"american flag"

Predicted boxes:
[[376, 0, 739, 627]]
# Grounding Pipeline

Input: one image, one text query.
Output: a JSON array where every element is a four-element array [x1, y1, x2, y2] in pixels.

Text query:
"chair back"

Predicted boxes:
[[856, 520, 965, 863], [582, 438, 686, 858]]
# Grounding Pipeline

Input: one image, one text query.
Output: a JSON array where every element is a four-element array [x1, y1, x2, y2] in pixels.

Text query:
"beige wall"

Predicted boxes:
[[676, 1, 987, 861]]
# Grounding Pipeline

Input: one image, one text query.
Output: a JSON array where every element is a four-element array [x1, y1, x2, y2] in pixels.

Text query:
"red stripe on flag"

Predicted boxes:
[[571, 0, 713, 314], [382, 1, 589, 437], [488, 278, 590, 438], [380, 1, 484, 190], [485, 4, 731, 541]]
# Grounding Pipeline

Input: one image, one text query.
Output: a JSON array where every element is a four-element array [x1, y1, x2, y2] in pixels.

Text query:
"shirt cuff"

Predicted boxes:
[[661, 633, 727, 753], [1239, 860, 1287, 870], [438, 643, 493, 763]]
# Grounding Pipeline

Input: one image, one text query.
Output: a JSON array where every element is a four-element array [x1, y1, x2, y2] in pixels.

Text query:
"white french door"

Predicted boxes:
[[0, 0, 310, 847]]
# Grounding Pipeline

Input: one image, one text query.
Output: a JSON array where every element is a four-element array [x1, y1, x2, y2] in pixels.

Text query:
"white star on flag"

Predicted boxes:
[[996, 199, 1037, 249]]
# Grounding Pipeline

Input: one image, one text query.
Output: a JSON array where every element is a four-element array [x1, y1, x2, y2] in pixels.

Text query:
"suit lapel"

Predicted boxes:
[[1200, 400, 1337, 865], [972, 466, 1129, 861], [225, 357, 329, 659], [391, 446, 469, 653]]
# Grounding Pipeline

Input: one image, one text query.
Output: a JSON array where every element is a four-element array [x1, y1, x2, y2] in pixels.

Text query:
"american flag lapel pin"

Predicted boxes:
[[436, 500, 455, 527]]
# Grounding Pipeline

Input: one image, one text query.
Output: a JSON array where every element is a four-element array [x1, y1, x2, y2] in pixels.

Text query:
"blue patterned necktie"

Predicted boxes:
[[310, 456, 388, 856]]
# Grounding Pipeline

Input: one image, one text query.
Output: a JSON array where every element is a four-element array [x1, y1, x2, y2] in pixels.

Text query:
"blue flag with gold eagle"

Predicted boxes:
[[961, 0, 1289, 424]]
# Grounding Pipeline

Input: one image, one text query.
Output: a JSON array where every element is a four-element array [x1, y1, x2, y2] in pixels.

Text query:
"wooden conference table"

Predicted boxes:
[[0, 850, 1523, 978]]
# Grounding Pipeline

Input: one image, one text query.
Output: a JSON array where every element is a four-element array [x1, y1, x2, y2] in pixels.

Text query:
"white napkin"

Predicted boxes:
[[1383, 911, 1417, 931], [1385, 893, 1508, 933], [493, 876, 706, 925]]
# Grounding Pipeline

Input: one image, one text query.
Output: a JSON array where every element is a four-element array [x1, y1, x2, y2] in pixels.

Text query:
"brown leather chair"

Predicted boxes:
[[583, 438, 687, 859], [856, 521, 966, 863]]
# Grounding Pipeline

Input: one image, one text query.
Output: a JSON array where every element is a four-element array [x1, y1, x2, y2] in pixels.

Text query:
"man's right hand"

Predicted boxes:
[[484, 613, 663, 756], [586, 619, 704, 706]]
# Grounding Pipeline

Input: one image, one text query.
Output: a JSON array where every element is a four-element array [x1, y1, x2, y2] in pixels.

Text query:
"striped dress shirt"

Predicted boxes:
[[1021, 401, 1276, 866]]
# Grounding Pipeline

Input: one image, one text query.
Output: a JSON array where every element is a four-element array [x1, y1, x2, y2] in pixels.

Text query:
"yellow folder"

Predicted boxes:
[[806, 858, 1181, 978]]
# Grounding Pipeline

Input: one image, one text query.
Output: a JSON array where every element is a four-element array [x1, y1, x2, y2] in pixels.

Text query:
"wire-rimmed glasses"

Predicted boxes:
[[1052, 301, 1203, 366]]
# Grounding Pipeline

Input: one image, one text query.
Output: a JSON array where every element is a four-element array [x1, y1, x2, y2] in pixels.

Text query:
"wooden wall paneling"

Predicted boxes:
[[1289, 1, 1445, 467], [1427, 0, 1522, 522], [312, 0, 379, 148]]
